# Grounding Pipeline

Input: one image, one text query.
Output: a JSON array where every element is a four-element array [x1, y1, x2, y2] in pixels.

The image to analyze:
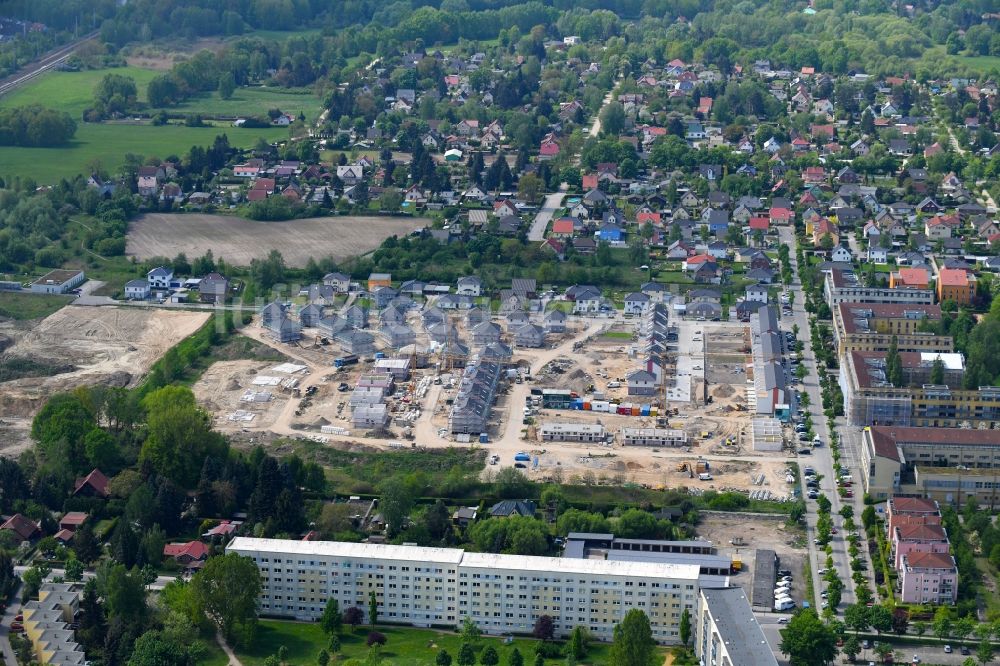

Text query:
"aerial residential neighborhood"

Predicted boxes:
[[2, 1, 1000, 666]]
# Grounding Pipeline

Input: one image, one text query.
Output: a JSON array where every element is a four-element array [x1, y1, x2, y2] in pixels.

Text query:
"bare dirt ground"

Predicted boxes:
[[696, 513, 808, 598], [127, 214, 430, 268], [0, 306, 209, 454], [191, 360, 293, 430]]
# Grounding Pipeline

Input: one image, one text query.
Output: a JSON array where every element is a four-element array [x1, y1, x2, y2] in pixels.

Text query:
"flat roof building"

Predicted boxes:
[[862, 427, 1000, 505], [30, 270, 85, 295], [540, 423, 606, 442], [621, 428, 687, 447], [824, 268, 934, 307], [227, 537, 701, 644], [833, 302, 951, 356], [696, 587, 779, 666]]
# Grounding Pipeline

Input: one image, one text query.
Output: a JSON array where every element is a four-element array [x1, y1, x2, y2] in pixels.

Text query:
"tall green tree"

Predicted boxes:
[[779, 610, 837, 666], [321, 598, 342, 635], [679, 608, 691, 646], [608, 609, 655, 666], [192, 553, 262, 645], [369, 591, 378, 627]]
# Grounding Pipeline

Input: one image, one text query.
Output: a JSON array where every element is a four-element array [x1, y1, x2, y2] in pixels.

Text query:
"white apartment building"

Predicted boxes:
[[540, 423, 606, 442], [227, 537, 700, 644]]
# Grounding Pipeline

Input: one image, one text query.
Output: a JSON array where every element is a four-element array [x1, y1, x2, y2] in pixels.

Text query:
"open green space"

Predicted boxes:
[[0, 122, 289, 183], [0, 66, 160, 117], [236, 619, 620, 666], [0, 292, 72, 320], [0, 65, 320, 182], [164, 85, 323, 120]]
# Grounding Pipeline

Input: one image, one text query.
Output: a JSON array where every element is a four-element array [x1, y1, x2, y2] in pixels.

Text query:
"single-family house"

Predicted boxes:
[[512, 323, 546, 348], [124, 279, 150, 300]]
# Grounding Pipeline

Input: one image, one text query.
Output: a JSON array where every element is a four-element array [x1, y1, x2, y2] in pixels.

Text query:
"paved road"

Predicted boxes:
[[527, 192, 566, 241], [779, 225, 864, 614], [0, 581, 21, 666]]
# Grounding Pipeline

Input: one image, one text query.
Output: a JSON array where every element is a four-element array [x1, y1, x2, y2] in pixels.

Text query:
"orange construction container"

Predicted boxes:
[[583, 402, 592, 410], [631, 406, 640, 416]]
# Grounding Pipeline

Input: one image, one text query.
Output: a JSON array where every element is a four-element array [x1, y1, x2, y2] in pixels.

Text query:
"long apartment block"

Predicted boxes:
[[833, 302, 951, 356], [824, 268, 934, 307], [227, 537, 701, 644]]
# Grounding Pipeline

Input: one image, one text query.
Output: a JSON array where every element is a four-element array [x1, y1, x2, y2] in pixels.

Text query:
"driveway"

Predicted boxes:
[[527, 192, 565, 241]]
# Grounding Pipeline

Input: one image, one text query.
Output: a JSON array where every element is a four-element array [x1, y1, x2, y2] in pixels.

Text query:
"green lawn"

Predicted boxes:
[[236, 620, 621, 666], [0, 66, 322, 121], [164, 86, 323, 122], [0, 122, 289, 183], [0, 292, 72, 320], [0, 66, 161, 117], [0, 65, 318, 182]]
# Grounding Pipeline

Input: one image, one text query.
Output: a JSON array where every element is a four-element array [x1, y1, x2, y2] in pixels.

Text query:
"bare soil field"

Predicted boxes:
[[192, 360, 293, 430], [696, 513, 808, 599], [0, 306, 209, 454], [127, 213, 429, 267]]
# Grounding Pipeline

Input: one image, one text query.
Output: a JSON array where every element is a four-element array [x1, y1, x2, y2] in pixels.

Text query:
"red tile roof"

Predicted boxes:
[[74, 469, 109, 497], [1, 513, 40, 541], [889, 496, 940, 515], [59, 512, 88, 529], [894, 523, 948, 542], [54, 529, 75, 543], [904, 551, 955, 570], [938, 268, 970, 287], [163, 541, 209, 561]]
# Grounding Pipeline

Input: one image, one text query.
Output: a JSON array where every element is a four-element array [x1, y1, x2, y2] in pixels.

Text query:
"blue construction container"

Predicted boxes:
[[640, 404, 651, 416]]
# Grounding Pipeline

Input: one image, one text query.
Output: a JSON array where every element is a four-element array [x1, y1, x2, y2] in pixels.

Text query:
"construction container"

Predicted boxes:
[[583, 402, 592, 411], [695, 461, 710, 473], [479, 433, 489, 443], [593, 401, 610, 413], [630, 406, 640, 416], [640, 405, 651, 416], [649, 408, 658, 417]]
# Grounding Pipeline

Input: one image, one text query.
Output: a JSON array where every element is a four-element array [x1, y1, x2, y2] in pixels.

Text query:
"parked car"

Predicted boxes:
[[943, 645, 952, 653]]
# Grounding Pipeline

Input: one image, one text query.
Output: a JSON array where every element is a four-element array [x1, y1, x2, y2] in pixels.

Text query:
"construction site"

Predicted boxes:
[[184, 297, 801, 498], [0, 306, 210, 455]]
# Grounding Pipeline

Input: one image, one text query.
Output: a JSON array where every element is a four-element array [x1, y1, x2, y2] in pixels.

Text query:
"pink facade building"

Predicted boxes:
[[886, 496, 941, 533], [892, 523, 950, 569], [899, 552, 958, 605]]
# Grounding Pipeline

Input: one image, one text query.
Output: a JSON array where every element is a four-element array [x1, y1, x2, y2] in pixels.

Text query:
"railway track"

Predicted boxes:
[[0, 30, 99, 98]]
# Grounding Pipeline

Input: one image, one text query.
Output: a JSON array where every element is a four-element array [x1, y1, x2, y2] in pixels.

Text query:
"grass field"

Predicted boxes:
[[0, 292, 72, 320], [236, 620, 620, 666], [0, 65, 322, 183], [0, 66, 161, 116], [0, 65, 322, 120], [0, 122, 289, 183], [164, 86, 323, 120]]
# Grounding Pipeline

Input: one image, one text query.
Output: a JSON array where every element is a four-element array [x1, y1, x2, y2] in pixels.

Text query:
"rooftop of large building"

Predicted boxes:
[[837, 302, 941, 334], [228, 537, 702, 580], [701, 587, 779, 666]]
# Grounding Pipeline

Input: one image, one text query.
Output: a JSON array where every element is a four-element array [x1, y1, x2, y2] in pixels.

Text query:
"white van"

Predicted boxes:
[[774, 598, 796, 611], [607, 381, 621, 389], [698, 473, 713, 481]]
